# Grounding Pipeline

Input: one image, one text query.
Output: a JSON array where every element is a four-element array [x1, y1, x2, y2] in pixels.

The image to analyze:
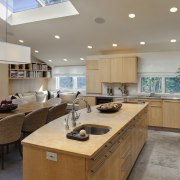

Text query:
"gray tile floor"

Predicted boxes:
[[0, 130, 180, 180], [128, 129, 180, 180]]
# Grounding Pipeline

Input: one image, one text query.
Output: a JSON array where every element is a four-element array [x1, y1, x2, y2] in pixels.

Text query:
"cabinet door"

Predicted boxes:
[[86, 70, 101, 93], [148, 100, 163, 127], [86, 60, 99, 70], [122, 57, 137, 83], [98, 59, 111, 82], [87, 148, 120, 180], [110, 58, 123, 83], [163, 101, 180, 129]]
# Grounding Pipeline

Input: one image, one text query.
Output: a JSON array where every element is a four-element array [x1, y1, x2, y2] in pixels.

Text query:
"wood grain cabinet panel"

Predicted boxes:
[[86, 60, 99, 70], [86, 70, 101, 93], [163, 100, 180, 129], [98, 59, 111, 82], [122, 57, 138, 83]]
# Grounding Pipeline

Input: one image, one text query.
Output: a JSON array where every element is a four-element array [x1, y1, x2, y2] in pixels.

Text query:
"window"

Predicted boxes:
[[0, 0, 68, 13], [141, 77, 162, 93], [56, 76, 86, 91], [165, 77, 180, 93]]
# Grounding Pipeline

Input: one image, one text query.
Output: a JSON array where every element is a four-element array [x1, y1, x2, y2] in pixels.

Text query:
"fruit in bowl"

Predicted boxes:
[[0, 99, 18, 112], [97, 103, 122, 113]]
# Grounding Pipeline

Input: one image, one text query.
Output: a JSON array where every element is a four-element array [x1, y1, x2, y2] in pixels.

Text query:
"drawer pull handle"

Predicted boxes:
[[91, 154, 109, 173], [91, 145, 108, 161], [109, 142, 120, 153]]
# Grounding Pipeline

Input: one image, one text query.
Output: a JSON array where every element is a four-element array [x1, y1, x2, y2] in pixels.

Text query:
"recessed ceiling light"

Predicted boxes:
[[34, 50, 39, 53], [170, 7, 178, 13], [140, 41, 146, 45], [170, 39, 177, 43], [63, 58, 68, 61], [54, 35, 60, 39], [87, 45, 92, 49], [19, 40, 24, 43], [112, 43, 117, 47], [129, 13, 136, 18], [48, 60, 52, 62], [80, 58, 85, 61]]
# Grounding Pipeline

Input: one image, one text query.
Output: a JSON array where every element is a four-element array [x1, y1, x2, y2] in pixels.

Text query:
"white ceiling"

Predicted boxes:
[[1, 0, 180, 66]]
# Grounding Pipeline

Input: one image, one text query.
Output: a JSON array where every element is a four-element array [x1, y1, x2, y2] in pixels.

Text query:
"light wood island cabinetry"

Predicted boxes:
[[22, 104, 148, 180]]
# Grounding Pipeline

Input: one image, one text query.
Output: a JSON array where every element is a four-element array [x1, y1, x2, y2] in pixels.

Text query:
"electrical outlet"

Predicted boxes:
[[46, 152, 57, 162]]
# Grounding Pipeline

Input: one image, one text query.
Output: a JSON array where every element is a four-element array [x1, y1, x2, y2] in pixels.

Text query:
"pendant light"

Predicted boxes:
[[0, 0, 31, 64]]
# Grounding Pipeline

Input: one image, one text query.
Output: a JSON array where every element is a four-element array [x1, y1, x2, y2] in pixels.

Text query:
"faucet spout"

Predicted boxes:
[[65, 97, 92, 128]]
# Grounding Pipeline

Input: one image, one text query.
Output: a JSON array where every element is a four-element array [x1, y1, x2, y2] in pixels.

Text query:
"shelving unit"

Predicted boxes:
[[8, 62, 52, 79]]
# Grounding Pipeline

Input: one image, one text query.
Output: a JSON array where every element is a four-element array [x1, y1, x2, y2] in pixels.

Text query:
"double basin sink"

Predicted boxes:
[[74, 124, 111, 135]]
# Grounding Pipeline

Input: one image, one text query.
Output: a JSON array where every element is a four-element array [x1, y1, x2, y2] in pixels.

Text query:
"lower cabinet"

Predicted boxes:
[[163, 100, 180, 129], [23, 108, 148, 180], [86, 108, 148, 180]]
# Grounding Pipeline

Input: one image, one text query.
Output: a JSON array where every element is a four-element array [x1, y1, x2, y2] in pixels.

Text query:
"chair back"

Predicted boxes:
[[22, 107, 49, 133], [47, 103, 67, 123], [0, 113, 25, 144]]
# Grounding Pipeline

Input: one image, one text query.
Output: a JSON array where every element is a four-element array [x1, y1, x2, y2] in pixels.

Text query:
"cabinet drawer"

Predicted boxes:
[[150, 100, 162, 107]]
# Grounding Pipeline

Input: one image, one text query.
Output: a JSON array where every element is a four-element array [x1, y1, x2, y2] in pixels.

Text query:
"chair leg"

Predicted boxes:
[[6, 144, 9, 154], [18, 140, 22, 158], [1, 145, 4, 170]]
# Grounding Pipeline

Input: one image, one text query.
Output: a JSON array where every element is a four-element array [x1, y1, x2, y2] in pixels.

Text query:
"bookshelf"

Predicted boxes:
[[9, 62, 52, 79]]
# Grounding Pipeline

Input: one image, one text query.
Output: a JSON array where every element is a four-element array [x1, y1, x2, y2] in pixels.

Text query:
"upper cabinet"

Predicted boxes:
[[86, 60, 101, 93], [98, 57, 138, 83], [86, 60, 99, 70]]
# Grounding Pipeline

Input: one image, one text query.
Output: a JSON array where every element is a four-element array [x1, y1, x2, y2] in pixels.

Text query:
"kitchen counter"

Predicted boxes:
[[81, 93, 180, 100], [22, 103, 148, 158]]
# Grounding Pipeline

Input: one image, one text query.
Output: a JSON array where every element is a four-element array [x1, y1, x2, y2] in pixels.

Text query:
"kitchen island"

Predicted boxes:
[[22, 103, 148, 180]]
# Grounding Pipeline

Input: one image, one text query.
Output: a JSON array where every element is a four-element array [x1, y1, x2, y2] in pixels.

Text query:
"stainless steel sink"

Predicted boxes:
[[122, 101, 145, 104], [74, 124, 111, 135]]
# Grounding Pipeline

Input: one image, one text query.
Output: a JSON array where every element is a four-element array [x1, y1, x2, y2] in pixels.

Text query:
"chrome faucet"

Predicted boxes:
[[118, 84, 128, 96], [65, 97, 91, 128]]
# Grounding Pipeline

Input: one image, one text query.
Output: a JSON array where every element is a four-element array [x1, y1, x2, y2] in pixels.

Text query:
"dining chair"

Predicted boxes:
[[22, 107, 49, 135], [0, 113, 25, 169], [47, 103, 67, 123]]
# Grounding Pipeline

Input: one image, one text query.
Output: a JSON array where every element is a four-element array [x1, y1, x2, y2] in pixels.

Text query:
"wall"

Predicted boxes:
[[0, 64, 9, 100], [87, 51, 180, 95]]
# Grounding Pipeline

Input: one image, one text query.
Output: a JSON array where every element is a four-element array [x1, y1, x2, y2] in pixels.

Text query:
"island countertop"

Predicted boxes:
[[22, 103, 148, 158]]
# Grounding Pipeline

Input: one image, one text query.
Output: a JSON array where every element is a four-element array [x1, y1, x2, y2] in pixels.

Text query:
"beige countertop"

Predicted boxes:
[[22, 103, 148, 158]]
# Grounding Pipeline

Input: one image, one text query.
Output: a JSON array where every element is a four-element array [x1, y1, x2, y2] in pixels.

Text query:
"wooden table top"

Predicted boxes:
[[0, 101, 55, 119]]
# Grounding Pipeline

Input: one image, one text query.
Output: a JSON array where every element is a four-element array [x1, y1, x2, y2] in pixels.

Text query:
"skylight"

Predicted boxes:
[[0, 0, 68, 13]]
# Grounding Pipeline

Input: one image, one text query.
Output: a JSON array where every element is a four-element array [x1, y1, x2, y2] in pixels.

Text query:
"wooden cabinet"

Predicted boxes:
[[98, 59, 111, 82], [9, 63, 52, 79], [122, 57, 138, 83], [23, 108, 148, 180], [86, 60, 99, 70], [86, 70, 101, 93], [98, 57, 137, 83], [79, 96, 96, 109], [86, 60, 101, 93], [149, 100, 163, 127], [163, 100, 180, 129]]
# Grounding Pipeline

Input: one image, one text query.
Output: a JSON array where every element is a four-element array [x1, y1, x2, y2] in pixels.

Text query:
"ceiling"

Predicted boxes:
[[1, 0, 180, 66]]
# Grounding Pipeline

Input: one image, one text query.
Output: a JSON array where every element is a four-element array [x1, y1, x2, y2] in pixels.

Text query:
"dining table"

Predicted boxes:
[[0, 101, 58, 119]]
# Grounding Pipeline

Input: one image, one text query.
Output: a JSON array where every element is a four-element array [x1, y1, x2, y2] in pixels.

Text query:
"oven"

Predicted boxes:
[[96, 97, 114, 105]]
